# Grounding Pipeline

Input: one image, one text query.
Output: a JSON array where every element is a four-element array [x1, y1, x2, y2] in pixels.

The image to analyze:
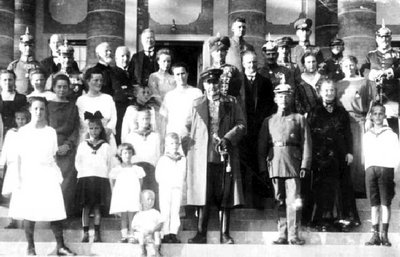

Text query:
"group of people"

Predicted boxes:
[[0, 15, 398, 257]]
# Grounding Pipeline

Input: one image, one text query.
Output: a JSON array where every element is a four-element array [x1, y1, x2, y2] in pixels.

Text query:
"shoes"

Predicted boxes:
[[4, 221, 18, 229], [272, 238, 288, 245], [56, 246, 77, 256], [188, 233, 207, 244], [120, 237, 128, 243], [81, 232, 89, 243], [162, 234, 171, 243], [365, 233, 381, 246], [289, 237, 305, 245], [93, 231, 102, 242], [381, 234, 392, 247], [169, 234, 181, 243], [27, 247, 36, 256], [220, 234, 234, 244]]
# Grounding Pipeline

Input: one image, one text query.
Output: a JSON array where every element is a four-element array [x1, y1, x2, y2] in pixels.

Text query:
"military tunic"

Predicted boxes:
[[226, 37, 254, 72], [8, 59, 42, 95]]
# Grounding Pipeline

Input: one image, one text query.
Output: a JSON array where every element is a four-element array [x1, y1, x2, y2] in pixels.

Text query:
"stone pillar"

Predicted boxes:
[[14, 0, 35, 59], [338, 0, 376, 66], [86, 0, 125, 66], [0, 0, 14, 68], [228, 0, 266, 66], [315, 0, 338, 56]]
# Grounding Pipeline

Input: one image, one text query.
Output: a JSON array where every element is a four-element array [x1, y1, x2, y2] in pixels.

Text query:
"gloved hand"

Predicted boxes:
[[218, 138, 232, 153]]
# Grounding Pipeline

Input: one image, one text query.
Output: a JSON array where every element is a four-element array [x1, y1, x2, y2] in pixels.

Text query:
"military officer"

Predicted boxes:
[[291, 18, 324, 74], [202, 35, 242, 99], [259, 37, 295, 88], [320, 37, 345, 82], [360, 21, 400, 134], [8, 27, 42, 95], [258, 83, 312, 245], [186, 69, 246, 244], [225, 17, 254, 72]]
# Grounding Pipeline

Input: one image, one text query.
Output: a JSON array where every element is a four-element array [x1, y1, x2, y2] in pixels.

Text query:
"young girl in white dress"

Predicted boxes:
[[75, 111, 112, 243], [125, 109, 161, 209], [12, 97, 75, 256], [109, 143, 145, 243], [0, 109, 29, 229]]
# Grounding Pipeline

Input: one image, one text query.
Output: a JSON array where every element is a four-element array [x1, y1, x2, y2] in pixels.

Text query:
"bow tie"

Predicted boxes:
[[145, 50, 154, 57]]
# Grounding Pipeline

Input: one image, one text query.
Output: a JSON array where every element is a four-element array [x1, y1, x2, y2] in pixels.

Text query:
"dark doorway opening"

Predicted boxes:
[[156, 41, 203, 87]]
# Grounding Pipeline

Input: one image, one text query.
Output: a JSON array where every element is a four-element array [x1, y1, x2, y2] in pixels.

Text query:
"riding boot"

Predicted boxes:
[[220, 208, 234, 244], [188, 206, 208, 244]]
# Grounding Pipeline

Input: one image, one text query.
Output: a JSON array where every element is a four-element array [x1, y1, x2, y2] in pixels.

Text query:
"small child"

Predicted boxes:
[[26, 69, 56, 101], [75, 111, 113, 243], [125, 109, 161, 210], [121, 85, 160, 142], [155, 132, 186, 243], [109, 143, 146, 243], [363, 103, 399, 247], [0, 109, 30, 228], [131, 190, 163, 257]]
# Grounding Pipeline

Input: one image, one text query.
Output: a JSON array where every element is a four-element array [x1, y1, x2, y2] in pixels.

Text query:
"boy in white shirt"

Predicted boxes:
[[156, 132, 186, 243], [363, 103, 399, 247]]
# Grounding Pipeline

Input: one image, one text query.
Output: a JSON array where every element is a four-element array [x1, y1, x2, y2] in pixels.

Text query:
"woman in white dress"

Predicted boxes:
[[76, 67, 117, 152], [337, 56, 372, 194], [11, 96, 75, 256]]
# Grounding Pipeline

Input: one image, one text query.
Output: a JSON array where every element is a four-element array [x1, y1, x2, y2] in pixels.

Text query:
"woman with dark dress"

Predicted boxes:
[[308, 79, 360, 231], [48, 74, 80, 217], [0, 69, 27, 133]]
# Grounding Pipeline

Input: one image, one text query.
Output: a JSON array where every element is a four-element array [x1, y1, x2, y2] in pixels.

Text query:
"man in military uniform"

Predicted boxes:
[[203, 35, 242, 99], [226, 17, 254, 72], [259, 38, 295, 88], [360, 22, 400, 134], [8, 27, 42, 95], [291, 18, 324, 74], [186, 69, 246, 244], [40, 34, 80, 76], [258, 83, 312, 245], [320, 37, 345, 82]]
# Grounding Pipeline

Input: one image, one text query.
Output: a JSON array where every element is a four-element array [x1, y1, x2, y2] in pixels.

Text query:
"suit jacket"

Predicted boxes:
[[242, 72, 275, 136], [128, 50, 158, 86], [185, 95, 246, 206]]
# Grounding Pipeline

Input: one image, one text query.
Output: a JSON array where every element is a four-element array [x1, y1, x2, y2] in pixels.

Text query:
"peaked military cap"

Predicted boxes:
[[200, 69, 223, 83], [330, 37, 344, 47], [275, 37, 294, 48], [274, 83, 293, 94], [294, 18, 312, 30]]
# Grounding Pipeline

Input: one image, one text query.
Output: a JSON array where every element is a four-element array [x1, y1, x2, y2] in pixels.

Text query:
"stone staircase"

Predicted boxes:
[[0, 199, 399, 257]]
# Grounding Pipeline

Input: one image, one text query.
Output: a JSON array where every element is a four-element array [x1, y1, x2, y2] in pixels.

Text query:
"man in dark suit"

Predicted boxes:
[[128, 28, 158, 86], [240, 50, 275, 208], [92, 42, 133, 144]]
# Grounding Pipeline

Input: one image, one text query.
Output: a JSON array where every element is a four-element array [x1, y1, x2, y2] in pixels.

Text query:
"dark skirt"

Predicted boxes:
[[76, 176, 111, 213]]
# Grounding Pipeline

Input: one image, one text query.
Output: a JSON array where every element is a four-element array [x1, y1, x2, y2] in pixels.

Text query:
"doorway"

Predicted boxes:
[[156, 41, 204, 87]]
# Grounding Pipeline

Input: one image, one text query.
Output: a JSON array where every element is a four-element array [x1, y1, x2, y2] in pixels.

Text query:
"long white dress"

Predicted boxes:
[[10, 125, 66, 221], [0, 129, 19, 196], [109, 165, 145, 214]]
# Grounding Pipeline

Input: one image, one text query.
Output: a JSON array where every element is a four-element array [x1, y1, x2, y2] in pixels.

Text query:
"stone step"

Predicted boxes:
[[1, 209, 399, 233], [1, 229, 400, 245], [0, 242, 398, 257]]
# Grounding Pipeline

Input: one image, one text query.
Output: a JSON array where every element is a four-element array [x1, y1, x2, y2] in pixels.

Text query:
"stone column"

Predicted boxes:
[[86, 0, 125, 66], [228, 0, 266, 66], [14, 0, 35, 59], [338, 0, 376, 65], [315, 0, 338, 55], [0, 0, 14, 68]]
